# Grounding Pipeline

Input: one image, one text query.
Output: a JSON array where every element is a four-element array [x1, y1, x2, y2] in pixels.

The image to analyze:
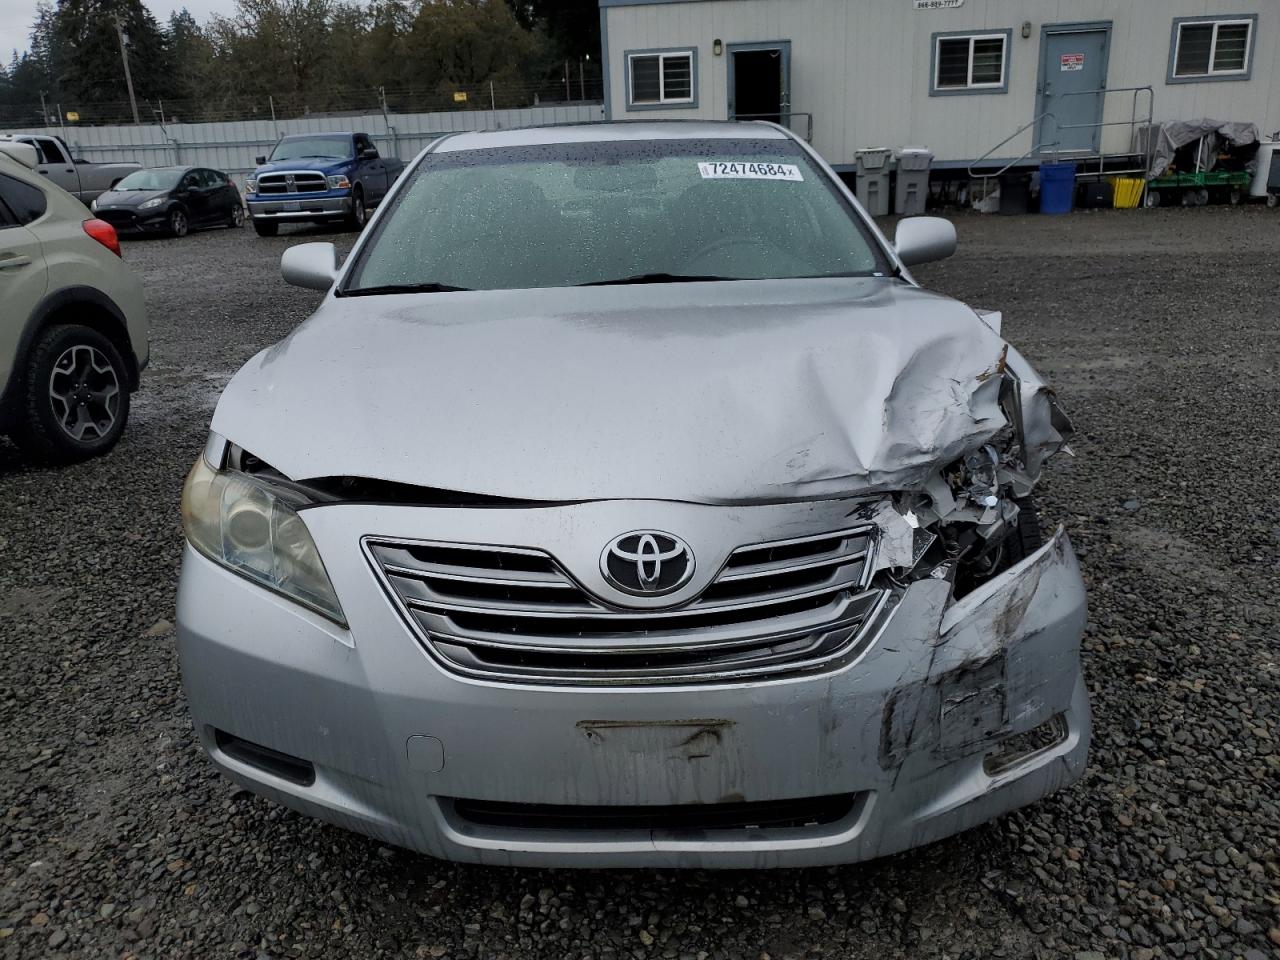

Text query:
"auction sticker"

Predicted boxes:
[[698, 161, 803, 181]]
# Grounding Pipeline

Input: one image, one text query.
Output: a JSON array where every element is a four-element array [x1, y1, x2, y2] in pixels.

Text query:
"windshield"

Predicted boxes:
[[114, 169, 183, 191], [343, 138, 890, 293], [269, 136, 352, 161]]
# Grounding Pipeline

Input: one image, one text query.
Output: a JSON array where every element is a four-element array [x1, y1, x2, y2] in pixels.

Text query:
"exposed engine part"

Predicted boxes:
[[865, 363, 1072, 597]]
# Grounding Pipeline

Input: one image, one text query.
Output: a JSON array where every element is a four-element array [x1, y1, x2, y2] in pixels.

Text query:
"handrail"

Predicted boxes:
[[967, 84, 1155, 205], [966, 113, 1055, 179]]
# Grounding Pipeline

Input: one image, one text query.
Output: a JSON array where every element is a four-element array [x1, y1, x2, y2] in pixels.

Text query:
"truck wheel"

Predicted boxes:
[[252, 219, 278, 237], [14, 324, 131, 463], [345, 189, 367, 230], [169, 208, 189, 238]]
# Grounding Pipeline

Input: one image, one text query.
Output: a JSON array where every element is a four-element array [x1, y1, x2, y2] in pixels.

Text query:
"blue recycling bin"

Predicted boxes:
[[1040, 162, 1077, 214]]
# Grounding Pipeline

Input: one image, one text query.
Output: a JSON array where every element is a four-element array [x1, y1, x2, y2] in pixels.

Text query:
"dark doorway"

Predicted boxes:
[[729, 45, 789, 123]]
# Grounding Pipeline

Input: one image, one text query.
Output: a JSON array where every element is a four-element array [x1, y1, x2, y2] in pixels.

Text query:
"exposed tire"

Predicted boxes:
[[1002, 496, 1044, 567], [252, 219, 279, 237], [13, 324, 131, 464], [169, 207, 189, 238], [1144, 190, 1161, 208], [228, 204, 245, 228], [345, 189, 366, 231]]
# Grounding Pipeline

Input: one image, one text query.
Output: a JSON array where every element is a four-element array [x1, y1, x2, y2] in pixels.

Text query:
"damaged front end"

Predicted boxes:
[[862, 340, 1074, 599]]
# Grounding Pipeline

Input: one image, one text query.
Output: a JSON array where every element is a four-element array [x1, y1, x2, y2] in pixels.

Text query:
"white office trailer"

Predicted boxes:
[[598, 0, 1280, 173]]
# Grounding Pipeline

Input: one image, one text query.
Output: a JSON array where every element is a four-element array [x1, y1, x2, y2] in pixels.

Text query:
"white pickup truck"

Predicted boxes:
[[0, 134, 141, 205]]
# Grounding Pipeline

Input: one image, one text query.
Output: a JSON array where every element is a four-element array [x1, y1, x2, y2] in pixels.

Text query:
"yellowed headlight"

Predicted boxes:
[[181, 456, 346, 625]]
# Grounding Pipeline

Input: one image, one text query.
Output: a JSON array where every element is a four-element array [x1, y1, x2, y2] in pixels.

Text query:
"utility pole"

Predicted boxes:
[[39, 90, 50, 126], [563, 59, 570, 102], [578, 58, 585, 100], [113, 14, 141, 125]]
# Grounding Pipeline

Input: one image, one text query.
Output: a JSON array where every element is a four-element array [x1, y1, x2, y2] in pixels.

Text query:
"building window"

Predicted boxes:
[[1170, 16, 1254, 80], [931, 32, 1009, 94], [627, 50, 695, 107]]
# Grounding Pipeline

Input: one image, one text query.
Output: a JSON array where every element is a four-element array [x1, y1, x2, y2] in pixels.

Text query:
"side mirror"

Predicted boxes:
[[255, 155, 267, 165], [74, 157, 87, 164], [281, 242, 339, 291], [360, 147, 379, 160], [893, 216, 957, 267]]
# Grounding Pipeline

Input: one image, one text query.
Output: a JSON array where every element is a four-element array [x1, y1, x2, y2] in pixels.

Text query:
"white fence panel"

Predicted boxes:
[[5, 104, 605, 178]]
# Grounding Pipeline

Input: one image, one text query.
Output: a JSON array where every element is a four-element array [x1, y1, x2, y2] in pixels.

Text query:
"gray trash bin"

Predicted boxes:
[[894, 147, 933, 215], [854, 147, 892, 217]]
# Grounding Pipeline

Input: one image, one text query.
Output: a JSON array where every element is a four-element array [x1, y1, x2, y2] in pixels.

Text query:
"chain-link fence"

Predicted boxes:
[[0, 77, 605, 129]]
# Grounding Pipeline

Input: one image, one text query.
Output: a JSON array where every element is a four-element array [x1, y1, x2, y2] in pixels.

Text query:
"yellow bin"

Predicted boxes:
[[1112, 177, 1143, 209]]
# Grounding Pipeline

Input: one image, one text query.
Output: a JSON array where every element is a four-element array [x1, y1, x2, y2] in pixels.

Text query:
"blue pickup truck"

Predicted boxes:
[[244, 131, 404, 237]]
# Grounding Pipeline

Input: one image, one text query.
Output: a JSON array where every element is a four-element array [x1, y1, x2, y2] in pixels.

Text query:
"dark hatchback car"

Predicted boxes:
[[91, 166, 245, 237]]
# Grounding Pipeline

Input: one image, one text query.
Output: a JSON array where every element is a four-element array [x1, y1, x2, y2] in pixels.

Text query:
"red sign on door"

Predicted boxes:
[[1060, 53, 1085, 71]]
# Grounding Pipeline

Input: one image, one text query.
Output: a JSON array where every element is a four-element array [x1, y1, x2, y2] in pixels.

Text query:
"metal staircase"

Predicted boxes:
[[968, 85, 1155, 201]]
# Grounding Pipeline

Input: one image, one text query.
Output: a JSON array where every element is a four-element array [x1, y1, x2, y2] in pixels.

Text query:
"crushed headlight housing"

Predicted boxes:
[[181, 443, 346, 625]]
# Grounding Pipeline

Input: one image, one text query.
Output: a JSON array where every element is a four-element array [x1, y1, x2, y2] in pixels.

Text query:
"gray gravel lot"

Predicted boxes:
[[1, 209, 1278, 959]]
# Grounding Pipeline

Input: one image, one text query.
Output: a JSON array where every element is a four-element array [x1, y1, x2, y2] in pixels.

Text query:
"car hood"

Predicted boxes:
[[212, 278, 1021, 504], [95, 188, 169, 208], [256, 157, 349, 174]]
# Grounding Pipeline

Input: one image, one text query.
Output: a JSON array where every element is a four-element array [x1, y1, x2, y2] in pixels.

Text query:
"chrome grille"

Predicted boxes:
[[366, 526, 887, 686], [257, 172, 327, 195]]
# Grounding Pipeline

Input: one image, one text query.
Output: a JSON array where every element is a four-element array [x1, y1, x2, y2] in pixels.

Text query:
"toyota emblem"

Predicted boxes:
[[600, 531, 694, 596]]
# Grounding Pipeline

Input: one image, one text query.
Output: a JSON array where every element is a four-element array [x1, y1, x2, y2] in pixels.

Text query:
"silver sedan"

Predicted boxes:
[[176, 120, 1088, 868]]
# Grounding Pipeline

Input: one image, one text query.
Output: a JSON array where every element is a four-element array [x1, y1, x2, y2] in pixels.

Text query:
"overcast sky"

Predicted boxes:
[[1, 0, 235, 63]]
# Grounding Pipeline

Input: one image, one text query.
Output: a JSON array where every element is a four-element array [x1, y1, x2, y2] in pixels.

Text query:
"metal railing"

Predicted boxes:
[[967, 86, 1155, 203]]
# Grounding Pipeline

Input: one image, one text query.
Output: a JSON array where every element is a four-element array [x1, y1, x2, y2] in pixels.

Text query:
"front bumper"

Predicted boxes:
[[94, 206, 171, 234], [247, 192, 350, 220], [176, 500, 1089, 869]]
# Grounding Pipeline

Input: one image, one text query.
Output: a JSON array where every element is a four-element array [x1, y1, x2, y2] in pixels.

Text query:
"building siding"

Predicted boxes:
[[602, 0, 1280, 167]]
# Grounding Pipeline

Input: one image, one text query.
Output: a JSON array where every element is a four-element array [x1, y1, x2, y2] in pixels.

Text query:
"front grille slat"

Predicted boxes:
[[403, 577, 866, 622], [257, 172, 328, 194], [716, 548, 868, 583], [382, 561, 575, 589], [367, 524, 886, 686], [391, 574, 607, 616], [416, 592, 878, 653]]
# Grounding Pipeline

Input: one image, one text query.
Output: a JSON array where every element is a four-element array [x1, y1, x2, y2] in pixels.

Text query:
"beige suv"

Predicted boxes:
[[0, 144, 148, 462]]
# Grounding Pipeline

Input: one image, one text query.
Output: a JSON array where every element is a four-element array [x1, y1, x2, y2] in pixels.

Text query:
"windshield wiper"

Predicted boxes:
[[339, 282, 471, 297], [577, 272, 743, 286]]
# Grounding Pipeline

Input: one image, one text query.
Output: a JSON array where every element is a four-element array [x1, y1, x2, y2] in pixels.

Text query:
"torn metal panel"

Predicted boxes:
[[877, 529, 1085, 777]]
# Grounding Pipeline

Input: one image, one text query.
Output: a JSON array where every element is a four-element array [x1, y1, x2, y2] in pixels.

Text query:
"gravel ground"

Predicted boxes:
[[1, 209, 1278, 960]]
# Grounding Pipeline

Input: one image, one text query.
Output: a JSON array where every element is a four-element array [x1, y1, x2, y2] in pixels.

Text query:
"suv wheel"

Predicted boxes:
[[15, 324, 131, 463]]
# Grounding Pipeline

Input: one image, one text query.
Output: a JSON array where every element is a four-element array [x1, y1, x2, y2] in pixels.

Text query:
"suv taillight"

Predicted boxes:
[[82, 219, 121, 258]]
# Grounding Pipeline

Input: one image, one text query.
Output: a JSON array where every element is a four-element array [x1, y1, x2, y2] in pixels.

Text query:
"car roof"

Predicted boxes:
[[434, 120, 793, 153]]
